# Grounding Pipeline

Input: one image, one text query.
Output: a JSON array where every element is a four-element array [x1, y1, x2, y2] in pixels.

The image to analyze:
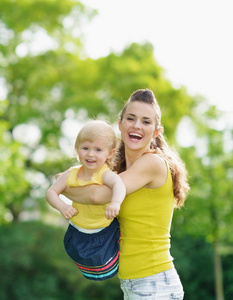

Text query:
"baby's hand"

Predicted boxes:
[[61, 205, 78, 220], [105, 203, 121, 220]]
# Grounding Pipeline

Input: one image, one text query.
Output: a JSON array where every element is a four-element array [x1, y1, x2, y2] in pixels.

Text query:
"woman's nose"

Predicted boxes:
[[133, 119, 141, 128]]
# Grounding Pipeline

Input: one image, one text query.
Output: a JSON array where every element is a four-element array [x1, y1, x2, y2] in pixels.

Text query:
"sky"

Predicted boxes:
[[81, 0, 233, 113]]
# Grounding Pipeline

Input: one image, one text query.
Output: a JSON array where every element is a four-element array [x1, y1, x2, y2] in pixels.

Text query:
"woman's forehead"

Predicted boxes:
[[124, 101, 156, 118]]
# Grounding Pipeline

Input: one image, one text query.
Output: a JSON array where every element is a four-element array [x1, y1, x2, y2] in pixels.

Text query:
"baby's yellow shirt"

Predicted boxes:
[[67, 164, 112, 229]]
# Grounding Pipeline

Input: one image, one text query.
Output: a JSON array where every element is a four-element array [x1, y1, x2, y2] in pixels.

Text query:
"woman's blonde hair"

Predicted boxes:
[[114, 89, 190, 208], [75, 120, 117, 169]]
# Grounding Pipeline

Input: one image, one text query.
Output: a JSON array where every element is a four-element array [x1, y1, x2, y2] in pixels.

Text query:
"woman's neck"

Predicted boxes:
[[125, 149, 147, 169]]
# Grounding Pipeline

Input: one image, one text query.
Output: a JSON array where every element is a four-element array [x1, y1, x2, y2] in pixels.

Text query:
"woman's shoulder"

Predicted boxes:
[[121, 153, 168, 192], [142, 153, 168, 189], [130, 153, 167, 179], [140, 153, 166, 169]]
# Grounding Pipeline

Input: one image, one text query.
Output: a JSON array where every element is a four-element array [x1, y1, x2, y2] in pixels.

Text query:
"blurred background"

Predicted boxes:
[[0, 0, 232, 299]]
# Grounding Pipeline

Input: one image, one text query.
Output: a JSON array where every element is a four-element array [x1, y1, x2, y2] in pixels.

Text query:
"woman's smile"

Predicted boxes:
[[128, 131, 143, 142]]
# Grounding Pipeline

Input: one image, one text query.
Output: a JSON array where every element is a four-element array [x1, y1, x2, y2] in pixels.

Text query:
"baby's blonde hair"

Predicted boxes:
[[75, 120, 117, 169]]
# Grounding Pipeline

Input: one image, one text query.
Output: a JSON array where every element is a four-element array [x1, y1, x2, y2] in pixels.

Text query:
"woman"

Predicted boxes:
[[63, 89, 189, 299]]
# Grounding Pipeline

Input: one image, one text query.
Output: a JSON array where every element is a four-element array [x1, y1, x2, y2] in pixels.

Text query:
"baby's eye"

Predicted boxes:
[[83, 147, 88, 150], [96, 148, 102, 152]]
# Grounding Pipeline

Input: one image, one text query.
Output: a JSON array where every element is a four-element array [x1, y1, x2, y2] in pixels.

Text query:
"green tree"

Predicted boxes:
[[174, 105, 233, 300], [1, 221, 233, 299], [0, 0, 96, 221], [0, 1, 195, 222], [1, 1, 233, 299], [0, 221, 123, 300], [0, 100, 30, 221]]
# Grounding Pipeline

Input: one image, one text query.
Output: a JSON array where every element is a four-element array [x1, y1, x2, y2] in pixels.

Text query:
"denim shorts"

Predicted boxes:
[[120, 268, 184, 300]]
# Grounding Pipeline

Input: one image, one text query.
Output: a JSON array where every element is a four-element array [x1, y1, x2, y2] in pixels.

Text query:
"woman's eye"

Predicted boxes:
[[143, 120, 151, 124], [127, 117, 134, 121]]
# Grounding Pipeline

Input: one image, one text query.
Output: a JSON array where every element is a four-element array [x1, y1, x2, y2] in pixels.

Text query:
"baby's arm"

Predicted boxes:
[[46, 169, 78, 220], [102, 171, 126, 220]]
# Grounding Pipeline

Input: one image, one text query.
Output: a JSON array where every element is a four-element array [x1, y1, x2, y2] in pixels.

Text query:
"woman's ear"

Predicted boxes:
[[153, 126, 163, 138]]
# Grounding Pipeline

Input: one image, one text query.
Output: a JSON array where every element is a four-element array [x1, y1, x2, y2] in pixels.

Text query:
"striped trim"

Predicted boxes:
[[80, 263, 119, 279], [73, 250, 119, 280]]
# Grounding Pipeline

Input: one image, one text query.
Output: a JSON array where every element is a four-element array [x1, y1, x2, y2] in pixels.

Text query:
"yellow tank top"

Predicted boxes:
[[118, 162, 174, 279], [67, 164, 112, 229]]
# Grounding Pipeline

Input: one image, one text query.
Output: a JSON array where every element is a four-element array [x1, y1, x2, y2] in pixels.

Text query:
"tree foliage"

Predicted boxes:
[[1, 1, 233, 299], [0, 0, 194, 222], [0, 221, 123, 300], [174, 105, 233, 300], [1, 221, 233, 300], [177, 105, 233, 251]]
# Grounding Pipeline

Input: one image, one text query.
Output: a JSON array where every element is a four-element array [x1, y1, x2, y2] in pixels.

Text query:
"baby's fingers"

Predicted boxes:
[[71, 208, 78, 215], [64, 208, 78, 220], [105, 207, 118, 220]]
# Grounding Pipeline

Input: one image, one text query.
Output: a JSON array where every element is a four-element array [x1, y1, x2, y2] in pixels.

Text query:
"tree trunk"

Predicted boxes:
[[214, 240, 224, 300]]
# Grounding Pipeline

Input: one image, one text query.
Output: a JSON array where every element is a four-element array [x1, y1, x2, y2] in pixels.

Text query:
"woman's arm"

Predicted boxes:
[[55, 169, 113, 205], [62, 184, 113, 205], [59, 153, 166, 205], [120, 153, 167, 194]]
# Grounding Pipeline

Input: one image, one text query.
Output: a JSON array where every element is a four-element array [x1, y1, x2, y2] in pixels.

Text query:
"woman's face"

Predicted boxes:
[[118, 101, 158, 153]]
